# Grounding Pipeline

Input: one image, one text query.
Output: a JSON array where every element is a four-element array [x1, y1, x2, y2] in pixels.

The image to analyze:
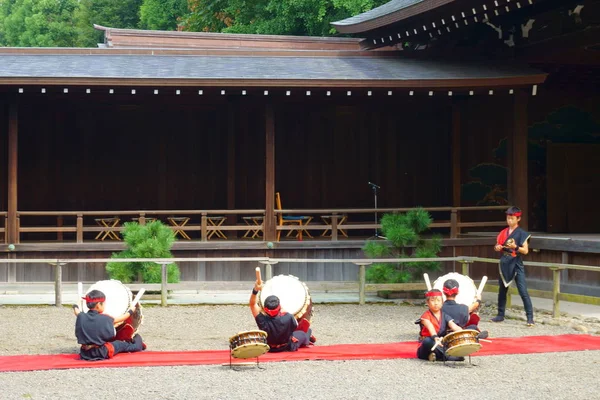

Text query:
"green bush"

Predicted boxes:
[[363, 208, 442, 283], [106, 220, 180, 283]]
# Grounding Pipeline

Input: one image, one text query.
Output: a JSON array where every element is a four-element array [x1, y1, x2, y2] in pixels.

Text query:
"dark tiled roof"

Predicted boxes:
[[0, 53, 545, 86], [332, 0, 455, 34]]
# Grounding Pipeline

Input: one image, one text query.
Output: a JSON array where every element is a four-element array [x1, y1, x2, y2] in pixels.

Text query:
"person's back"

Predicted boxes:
[[441, 300, 469, 328], [75, 310, 115, 346], [255, 312, 296, 351]]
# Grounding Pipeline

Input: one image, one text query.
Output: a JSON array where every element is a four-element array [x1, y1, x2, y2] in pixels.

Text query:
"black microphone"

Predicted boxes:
[[368, 181, 381, 189]]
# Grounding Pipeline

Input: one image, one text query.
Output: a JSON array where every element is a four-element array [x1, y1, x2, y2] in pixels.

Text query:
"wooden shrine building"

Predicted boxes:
[[0, 0, 599, 294]]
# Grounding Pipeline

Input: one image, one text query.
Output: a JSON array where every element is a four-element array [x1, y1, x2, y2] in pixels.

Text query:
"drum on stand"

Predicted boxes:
[[83, 279, 143, 341], [258, 275, 313, 321], [442, 330, 482, 357]]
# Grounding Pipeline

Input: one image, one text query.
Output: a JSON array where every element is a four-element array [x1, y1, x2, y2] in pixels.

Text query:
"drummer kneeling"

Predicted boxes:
[[249, 279, 316, 352], [442, 279, 488, 340], [73, 290, 146, 361], [417, 289, 464, 362]]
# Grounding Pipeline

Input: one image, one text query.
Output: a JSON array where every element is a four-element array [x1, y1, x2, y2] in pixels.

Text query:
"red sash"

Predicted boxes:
[[497, 228, 517, 257]]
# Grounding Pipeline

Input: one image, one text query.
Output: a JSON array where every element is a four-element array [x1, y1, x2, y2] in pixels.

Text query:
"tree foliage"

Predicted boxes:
[[140, 0, 188, 31], [363, 208, 442, 283], [0, 0, 79, 47], [106, 221, 180, 284], [75, 0, 143, 47], [183, 0, 389, 36]]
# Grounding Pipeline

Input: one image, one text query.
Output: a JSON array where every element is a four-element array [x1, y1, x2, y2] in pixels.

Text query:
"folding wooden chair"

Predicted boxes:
[[275, 192, 312, 241]]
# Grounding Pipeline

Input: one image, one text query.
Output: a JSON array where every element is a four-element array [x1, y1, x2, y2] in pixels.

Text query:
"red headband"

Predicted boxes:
[[443, 287, 459, 296], [425, 291, 442, 298], [83, 296, 105, 303], [264, 305, 281, 317], [507, 212, 522, 217]]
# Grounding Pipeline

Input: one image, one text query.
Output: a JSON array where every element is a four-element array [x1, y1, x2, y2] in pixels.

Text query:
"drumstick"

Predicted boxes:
[[431, 341, 440, 352], [423, 273, 432, 291], [131, 288, 145, 308], [477, 276, 488, 296], [478, 338, 493, 343], [77, 282, 83, 309], [255, 267, 262, 284]]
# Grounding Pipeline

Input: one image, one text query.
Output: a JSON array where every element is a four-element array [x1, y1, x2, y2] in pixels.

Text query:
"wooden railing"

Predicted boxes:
[[5, 206, 507, 243], [0, 255, 598, 318]]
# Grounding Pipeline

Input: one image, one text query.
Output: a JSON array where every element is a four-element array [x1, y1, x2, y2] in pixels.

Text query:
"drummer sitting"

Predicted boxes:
[[73, 290, 146, 361], [416, 289, 464, 362], [442, 279, 489, 339], [249, 279, 316, 352]]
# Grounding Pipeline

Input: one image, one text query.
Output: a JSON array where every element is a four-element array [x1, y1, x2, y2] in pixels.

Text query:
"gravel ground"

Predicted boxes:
[[1, 302, 599, 399]]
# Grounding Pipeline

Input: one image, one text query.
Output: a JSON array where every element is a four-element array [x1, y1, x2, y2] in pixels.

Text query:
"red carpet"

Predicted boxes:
[[1, 334, 599, 372]]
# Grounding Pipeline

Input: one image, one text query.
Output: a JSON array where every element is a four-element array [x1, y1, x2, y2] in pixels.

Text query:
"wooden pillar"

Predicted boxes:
[[264, 103, 276, 241], [451, 100, 462, 240], [508, 91, 528, 230], [7, 102, 18, 246], [226, 101, 237, 238]]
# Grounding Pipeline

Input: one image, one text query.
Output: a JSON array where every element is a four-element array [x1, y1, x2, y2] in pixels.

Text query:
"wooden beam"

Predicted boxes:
[[452, 100, 462, 207], [264, 103, 276, 241], [226, 101, 237, 238], [511, 90, 529, 230], [7, 102, 18, 245]]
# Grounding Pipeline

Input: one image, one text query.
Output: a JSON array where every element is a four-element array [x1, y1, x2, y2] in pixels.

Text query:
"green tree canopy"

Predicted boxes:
[[75, 0, 143, 47], [184, 0, 388, 36], [140, 0, 188, 31], [0, 0, 79, 47]]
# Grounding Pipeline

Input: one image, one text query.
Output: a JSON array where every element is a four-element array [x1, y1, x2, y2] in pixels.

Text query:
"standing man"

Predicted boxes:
[[492, 206, 534, 326]]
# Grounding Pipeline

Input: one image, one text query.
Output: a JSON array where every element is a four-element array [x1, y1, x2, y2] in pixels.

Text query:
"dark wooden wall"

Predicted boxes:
[[1, 93, 459, 214]]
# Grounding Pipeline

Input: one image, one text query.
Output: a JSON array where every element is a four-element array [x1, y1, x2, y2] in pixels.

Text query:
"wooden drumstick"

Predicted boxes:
[[423, 273, 432, 291], [431, 341, 441, 352], [477, 276, 488, 296], [255, 267, 262, 284], [478, 338, 493, 343], [131, 288, 145, 308]]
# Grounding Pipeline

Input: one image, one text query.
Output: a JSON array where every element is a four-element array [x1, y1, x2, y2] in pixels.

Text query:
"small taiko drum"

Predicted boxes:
[[442, 330, 482, 357], [433, 272, 477, 306], [259, 275, 313, 321], [229, 330, 270, 359], [83, 279, 143, 341]]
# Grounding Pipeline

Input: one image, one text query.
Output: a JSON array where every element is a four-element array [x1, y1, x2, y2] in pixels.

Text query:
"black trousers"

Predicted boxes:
[[497, 266, 534, 320]]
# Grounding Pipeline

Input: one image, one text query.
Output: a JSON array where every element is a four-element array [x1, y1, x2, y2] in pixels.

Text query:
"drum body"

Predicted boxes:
[[259, 275, 313, 321], [433, 272, 477, 305], [83, 279, 143, 340], [229, 330, 270, 359], [442, 330, 481, 357]]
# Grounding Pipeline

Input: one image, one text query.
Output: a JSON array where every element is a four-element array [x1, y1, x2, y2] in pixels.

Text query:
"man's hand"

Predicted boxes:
[[494, 244, 502, 251], [72, 305, 80, 316], [254, 280, 263, 292]]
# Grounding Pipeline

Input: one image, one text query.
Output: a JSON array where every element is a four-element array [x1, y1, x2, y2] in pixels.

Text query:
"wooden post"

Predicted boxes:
[[226, 101, 237, 238], [201, 213, 208, 242], [561, 252, 569, 284], [355, 263, 371, 305], [460, 261, 470, 276], [53, 261, 63, 307], [7, 102, 18, 246], [139, 213, 146, 225], [57, 216, 63, 241], [450, 209, 458, 239], [264, 103, 276, 242], [451, 100, 462, 236], [161, 263, 168, 307], [76, 214, 83, 243], [508, 90, 529, 230], [551, 267, 562, 318], [331, 214, 339, 241]]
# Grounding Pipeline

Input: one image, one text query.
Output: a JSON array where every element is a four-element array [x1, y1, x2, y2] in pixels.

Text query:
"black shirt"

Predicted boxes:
[[75, 310, 116, 345], [442, 300, 469, 328], [255, 312, 297, 349]]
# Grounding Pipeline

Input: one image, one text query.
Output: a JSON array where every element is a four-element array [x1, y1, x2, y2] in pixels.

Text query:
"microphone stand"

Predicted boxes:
[[368, 182, 381, 238]]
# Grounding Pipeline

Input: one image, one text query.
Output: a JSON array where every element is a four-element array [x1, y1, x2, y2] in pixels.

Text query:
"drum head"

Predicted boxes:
[[83, 280, 131, 319], [445, 343, 482, 357], [433, 272, 477, 306], [231, 343, 270, 359], [259, 275, 310, 318]]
